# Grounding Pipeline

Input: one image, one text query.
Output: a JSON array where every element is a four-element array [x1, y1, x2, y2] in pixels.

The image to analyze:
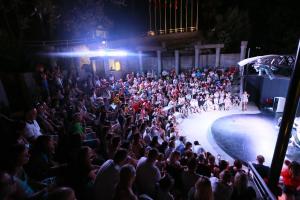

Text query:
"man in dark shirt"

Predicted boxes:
[[253, 155, 270, 181]]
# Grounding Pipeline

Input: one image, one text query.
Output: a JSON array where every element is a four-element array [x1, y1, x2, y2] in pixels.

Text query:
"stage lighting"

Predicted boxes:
[[46, 49, 128, 57]]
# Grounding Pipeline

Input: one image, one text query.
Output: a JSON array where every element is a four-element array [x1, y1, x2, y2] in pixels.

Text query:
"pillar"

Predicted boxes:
[[157, 50, 162, 76], [240, 41, 248, 61], [215, 47, 221, 67], [195, 47, 199, 67], [175, 50, 180, 75], [239, 65, 244, 97], [138, 51, 143, 73], [268, 40, 300, 193], [91, 59, 97, 74]]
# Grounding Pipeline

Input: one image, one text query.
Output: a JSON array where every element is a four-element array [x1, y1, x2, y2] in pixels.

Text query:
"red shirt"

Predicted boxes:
[[281, 168, 300, 189]]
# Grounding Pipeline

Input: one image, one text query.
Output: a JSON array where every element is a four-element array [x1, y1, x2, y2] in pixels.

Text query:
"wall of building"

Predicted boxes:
[[98, 53, 241, 77]]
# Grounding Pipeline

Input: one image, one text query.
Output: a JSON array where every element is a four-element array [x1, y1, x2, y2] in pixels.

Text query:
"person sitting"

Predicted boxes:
[[156, 174, 174, 200], [253, 155, 270, 182], [281, 161, 300, 200], [231, 171, 256, 200], [182, 158, 201, 195], [24, 108, 43, 143], [135, 148, 161, 198], [5, 144, 48, 199], [188, 176, 213, 200], [69, 113, 98, 149], [210, 170, 233, 200], [25, 135, 61, 181], [65, 146, 97, 200], [113, 164, 138, 200], [94, 148, 128, 200]]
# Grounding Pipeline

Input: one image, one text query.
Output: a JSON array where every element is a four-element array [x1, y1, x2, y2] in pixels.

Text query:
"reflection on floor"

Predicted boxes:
[[178, 103, 300, 165]]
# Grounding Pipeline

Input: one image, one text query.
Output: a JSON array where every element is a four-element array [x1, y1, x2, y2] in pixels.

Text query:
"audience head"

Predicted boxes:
[[187, 157, 198, 172], [7, 144, 30, 171], [25, 107, 37, 121], [47, 187, 77, 200], [185, 141, 192, 150], [233, 172, 248, 193], [194, 176, 213, 200], [219, 160, 229, 171], [219, 170, 232, 184], [256, 155, 265, 165], [147, 148, 159, 163], [113, 148, 128, 166], [168, 140, 175, 148], [33, 135, 55, 155], [234, 159, 243, 170], [119, 164, 136, 187], [289, 161, 300, 178]]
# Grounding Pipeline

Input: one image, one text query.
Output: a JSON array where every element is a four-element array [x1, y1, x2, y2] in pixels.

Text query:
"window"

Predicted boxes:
[[109, 59, 121, 71]]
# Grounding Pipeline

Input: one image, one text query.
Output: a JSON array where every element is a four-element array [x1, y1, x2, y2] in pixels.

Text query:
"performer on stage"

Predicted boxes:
[[241, 91, 250, 111]]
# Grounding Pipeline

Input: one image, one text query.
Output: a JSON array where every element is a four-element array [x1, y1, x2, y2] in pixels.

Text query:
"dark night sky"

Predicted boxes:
[[106, 0, 299, 53], [106, 0, 148, 39]]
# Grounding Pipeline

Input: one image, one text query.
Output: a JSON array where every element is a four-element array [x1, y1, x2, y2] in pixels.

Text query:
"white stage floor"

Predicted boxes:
[[177, 103, 261, 164]]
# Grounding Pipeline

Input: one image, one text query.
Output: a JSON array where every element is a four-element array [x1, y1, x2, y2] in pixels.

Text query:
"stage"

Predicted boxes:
[[178, 103, 300, 165]]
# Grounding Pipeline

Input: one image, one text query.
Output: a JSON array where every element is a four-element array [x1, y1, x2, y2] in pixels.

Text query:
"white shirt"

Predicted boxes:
[[24, 120, 42, 140], [136, 157, 161, 198], [94, 160, 121, 200]]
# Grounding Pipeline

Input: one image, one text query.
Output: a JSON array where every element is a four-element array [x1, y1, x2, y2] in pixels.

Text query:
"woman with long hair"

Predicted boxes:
[[188, 176, 213, 200], [113, 164, 138, 200], [231, 172, 256, 200]]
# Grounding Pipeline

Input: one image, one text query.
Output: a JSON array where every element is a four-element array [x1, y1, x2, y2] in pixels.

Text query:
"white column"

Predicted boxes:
[[138, 51, 143, 73], [215, 47, 221, 67], [157, 50, 162, 76], [195, 47, 199, 67], [91, 59, 97, 74], [175, 50, 180, 75], [240, 41, 248, 61], [239, 41, 248, 97], [239, 65, 244, 97]]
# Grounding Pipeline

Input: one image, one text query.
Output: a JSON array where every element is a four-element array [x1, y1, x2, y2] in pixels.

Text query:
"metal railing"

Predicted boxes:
[[248, 162, 277, 200]]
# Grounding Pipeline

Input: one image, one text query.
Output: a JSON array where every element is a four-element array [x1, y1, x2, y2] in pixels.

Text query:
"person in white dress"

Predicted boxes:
[[241, 91, 250, 111], [213, 98, 219, 111], [224, 97, 232, 111], [190, 98, 200, 113]]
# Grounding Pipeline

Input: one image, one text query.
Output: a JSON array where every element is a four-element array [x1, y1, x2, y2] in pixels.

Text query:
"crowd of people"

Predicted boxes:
[[0, 65, 298, 200]]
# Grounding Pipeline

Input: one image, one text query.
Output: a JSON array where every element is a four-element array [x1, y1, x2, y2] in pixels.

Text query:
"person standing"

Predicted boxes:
[[241, 91, 250, 111]]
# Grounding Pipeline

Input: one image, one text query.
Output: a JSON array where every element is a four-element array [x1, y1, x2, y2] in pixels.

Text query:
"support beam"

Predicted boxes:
[[138, 51, 143, 73], [195, 47, 199, 67], [175, 50, 180, 74], [239, 65, 244, 97], [268, 40, 300, 193], [157, 50, 162, 76], [215, 47, 221, 67], [240, 41, 248, 61]]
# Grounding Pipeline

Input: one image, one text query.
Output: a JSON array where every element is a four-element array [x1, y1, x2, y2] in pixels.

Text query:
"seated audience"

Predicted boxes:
[[94, 148, 128, 200], [136, 148, 161, 198], [113, 164, 138, 200]]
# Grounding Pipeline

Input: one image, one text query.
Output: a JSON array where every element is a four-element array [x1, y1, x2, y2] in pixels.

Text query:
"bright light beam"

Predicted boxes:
[[44, 49, 129, 57]]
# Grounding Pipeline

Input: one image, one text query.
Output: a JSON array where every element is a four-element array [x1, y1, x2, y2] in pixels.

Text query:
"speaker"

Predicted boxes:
[[273, 97, 286, 112]]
